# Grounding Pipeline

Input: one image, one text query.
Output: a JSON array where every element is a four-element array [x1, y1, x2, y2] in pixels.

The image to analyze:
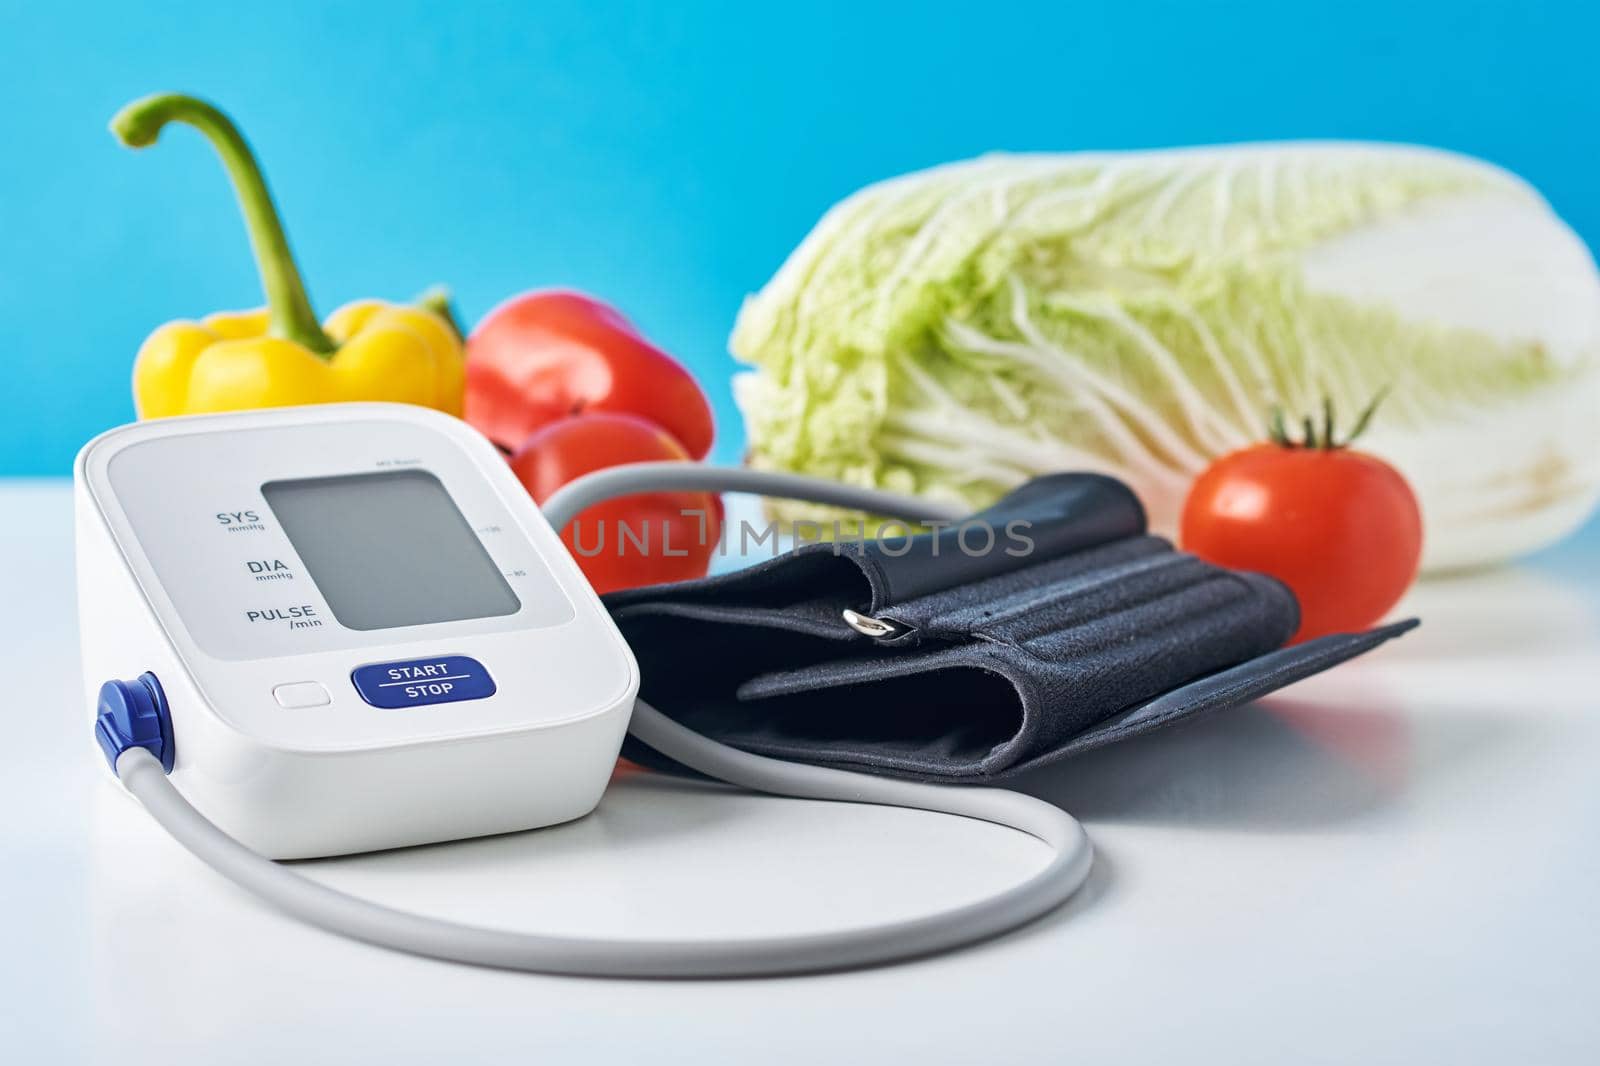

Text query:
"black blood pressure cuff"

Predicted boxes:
[[603, 473, 1416, 783]]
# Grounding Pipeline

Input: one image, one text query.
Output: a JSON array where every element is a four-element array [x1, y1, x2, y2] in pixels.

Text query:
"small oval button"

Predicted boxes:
[[273, 681, 331, 709], [351, 655, 496, 709]]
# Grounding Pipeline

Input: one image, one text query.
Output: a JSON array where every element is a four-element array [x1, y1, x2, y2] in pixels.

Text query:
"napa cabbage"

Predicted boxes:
[[731, 144, 1600, 570]]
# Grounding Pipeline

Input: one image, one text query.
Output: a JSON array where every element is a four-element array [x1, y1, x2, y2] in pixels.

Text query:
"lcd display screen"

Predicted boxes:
[[262, 469, 521, 631]]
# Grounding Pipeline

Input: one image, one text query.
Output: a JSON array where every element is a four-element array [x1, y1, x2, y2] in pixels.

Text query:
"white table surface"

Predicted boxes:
[[3, 479, 1597, 1064]]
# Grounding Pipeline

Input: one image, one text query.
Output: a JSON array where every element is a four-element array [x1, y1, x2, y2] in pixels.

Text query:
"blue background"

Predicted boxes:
[[3, 0, 1597, 475]]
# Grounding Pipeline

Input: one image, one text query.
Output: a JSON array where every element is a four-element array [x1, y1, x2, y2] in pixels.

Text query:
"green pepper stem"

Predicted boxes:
[[111, 93, 336, 355], [415, 286, 465, 343]]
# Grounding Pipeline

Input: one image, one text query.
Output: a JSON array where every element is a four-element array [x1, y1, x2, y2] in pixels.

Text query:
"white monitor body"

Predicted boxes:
[[75, 403, 639, 859]]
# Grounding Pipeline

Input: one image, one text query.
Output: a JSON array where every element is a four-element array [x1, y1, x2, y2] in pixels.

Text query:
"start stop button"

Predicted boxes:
[[351, 655, 496, 709]]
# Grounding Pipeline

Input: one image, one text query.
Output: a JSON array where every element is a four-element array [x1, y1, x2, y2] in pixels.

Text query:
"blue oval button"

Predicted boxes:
[[352, 655, 496, 709]]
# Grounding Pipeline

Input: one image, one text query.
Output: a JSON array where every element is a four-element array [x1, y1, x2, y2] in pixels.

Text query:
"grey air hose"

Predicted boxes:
[[114, 464, 1093, 978]]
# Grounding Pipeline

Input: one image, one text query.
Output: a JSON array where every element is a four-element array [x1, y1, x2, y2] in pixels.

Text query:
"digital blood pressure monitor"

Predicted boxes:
[[75, 402, 1090, 977], [76, 402, 638, 859]]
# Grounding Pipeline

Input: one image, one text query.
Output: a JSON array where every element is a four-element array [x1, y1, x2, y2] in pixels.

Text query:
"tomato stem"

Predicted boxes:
[[1269, 407, 1290, 447], [1267, 388, 1388, 450], [1345, 387, 1389, 446]]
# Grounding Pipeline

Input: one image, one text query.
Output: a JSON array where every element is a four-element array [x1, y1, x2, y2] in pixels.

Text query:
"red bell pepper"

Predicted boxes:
[[465, 290, 714, 459], [463, 289, 722, 593]]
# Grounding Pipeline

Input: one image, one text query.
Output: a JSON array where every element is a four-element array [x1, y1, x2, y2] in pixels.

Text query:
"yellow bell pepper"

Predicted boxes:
[[112, 93, 464, 419]]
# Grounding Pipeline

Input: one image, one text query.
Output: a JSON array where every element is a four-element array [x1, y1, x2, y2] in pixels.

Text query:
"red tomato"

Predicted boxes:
[[1180, 443, 1422, 643], [466, 290, 715, 460], [510, 412, 724, 594]]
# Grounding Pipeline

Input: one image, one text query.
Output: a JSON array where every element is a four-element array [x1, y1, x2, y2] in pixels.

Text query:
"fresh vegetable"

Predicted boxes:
[[114, 94, 464, 419], [731, 145, 1600, 571], [466, 291, 715, 458], [466, 290, 720, 592], [509, 412, 723, 594], [1181, 398, 1422, 642]]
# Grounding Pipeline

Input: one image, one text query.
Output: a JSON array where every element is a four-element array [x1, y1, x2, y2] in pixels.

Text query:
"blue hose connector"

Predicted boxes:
[[95, 672, 174, 774]]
